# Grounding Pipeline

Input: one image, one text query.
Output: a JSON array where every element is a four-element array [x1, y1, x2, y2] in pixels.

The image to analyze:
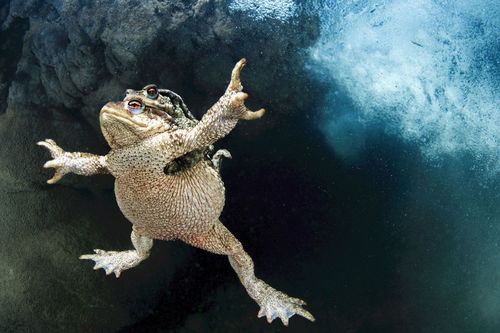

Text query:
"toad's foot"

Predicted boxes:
[[79, 249, 146, 278], [226, 58, 265, 121], [37, 139, 69, 184], [212, 149, 232, 171], [37, 139, 108, 183], [255, 282, 315, 326]]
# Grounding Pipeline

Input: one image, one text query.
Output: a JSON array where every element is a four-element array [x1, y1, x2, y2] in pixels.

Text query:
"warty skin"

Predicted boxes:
[[37, 59, 314, 326]]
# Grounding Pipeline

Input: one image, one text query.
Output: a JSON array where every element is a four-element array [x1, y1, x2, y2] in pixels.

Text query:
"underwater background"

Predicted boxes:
[[0, 0, 498, 332]]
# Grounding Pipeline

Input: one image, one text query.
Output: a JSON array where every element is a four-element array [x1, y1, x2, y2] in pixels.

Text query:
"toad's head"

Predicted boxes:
[[99, 98, 176, 149]]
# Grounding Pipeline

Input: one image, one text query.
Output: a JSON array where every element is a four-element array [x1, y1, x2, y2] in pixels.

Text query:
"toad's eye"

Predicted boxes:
[[127, 100, 144, 114], [147, 87, 158, 99]]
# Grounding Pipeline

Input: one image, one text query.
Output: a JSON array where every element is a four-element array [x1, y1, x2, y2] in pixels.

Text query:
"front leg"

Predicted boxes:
[[37, 139, 108, 184], [182, 58, 265, 152]]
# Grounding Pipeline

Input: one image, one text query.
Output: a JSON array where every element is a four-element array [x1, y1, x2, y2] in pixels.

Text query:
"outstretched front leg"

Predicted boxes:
[[175, 59, 265, 154], [181, 222, 315, 326], [79, 229, 153, 278], [37, 139, 108, 184]]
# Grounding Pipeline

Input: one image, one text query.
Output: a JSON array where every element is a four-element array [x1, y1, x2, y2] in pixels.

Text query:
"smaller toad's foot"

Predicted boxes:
[[212, 149, 232, 171], [255, 283, 315, 326], [79, 249, 146, 278]]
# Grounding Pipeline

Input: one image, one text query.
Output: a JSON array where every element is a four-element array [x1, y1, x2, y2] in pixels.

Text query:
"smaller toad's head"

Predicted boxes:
[[125, 84, 171, 112], [99, 97, 175, 149], [124, 84, 196, 127]]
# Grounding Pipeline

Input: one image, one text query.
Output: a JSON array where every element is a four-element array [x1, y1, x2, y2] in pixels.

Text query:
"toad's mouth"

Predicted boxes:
[[100, 104, 148, 128]]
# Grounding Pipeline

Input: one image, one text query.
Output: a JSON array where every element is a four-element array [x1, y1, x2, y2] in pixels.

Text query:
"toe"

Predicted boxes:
[[277, 309, 290, 326], [93, 262, 105, 270], [37, 139, 63, 156], [289, 296, 306, 306], [43, 160, 57, 168], [265, 309, 275, 324], [47, 171, 64, 184], [79, 254, 93, 260], [292, 305, 315, 322], [242, 108, 265, 120], [228, 58, 246, 91]]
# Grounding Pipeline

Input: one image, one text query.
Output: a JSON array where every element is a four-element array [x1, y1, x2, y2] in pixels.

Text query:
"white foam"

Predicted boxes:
[[309, 0, 500, 174], [228, 0, 297, 22]]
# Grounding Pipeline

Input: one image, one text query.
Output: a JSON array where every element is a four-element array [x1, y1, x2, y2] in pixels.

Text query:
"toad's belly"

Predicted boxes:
[[114, 161, 225, 240]]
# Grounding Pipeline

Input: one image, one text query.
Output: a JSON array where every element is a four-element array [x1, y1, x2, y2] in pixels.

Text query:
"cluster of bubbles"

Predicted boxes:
[[228, 0, 297, 22], [227, 0, 499, 174], [308, 0, 499, 174]]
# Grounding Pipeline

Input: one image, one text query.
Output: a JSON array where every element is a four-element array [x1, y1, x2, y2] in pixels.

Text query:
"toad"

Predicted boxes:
[[37, 59, 314, 325]]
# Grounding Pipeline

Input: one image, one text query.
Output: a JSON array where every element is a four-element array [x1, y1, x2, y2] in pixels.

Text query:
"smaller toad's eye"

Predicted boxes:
[[147, 87, 158, 99], [127, 100, 144, 114]]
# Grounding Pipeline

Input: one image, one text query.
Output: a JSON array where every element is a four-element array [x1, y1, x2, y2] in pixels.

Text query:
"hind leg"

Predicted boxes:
[[181, 221, 314, 326], [80, 228, 153, 278]]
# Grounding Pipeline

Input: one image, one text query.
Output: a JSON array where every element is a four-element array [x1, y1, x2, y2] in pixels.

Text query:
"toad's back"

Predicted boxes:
[[114, 160, 225, 240]]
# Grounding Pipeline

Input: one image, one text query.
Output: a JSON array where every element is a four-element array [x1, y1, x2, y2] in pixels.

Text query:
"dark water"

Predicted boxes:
[[0, 1, 498, 332]]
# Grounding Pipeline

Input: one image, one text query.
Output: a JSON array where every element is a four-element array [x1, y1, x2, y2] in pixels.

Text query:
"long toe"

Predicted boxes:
[[79, 249, 142, 278], [257, 289, 315, 325]]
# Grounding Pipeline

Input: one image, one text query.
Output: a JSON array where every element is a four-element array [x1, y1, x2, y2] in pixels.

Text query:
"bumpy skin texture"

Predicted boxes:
[[37, 59, 314, 325], [123, 84, 231, 174], [125, 84, 198, 128]]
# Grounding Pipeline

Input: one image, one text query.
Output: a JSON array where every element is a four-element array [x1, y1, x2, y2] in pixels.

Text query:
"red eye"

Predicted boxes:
[[147, 87, 159, 99], [127, 100, 144, 114], [129, 101, 141, 109]]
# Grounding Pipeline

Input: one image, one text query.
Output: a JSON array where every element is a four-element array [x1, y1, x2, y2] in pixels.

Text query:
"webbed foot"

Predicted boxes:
[[255, 282, 315, 326], [79, 249, 145, 278]]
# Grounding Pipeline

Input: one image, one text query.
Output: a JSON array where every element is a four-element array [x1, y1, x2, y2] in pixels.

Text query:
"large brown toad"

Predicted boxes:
[[37, 59, 314, 325]]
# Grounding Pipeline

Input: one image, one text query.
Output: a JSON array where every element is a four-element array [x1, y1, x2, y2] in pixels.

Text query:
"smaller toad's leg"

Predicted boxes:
[[181, 222, 315, 326], [79, 229, 153, 278]]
